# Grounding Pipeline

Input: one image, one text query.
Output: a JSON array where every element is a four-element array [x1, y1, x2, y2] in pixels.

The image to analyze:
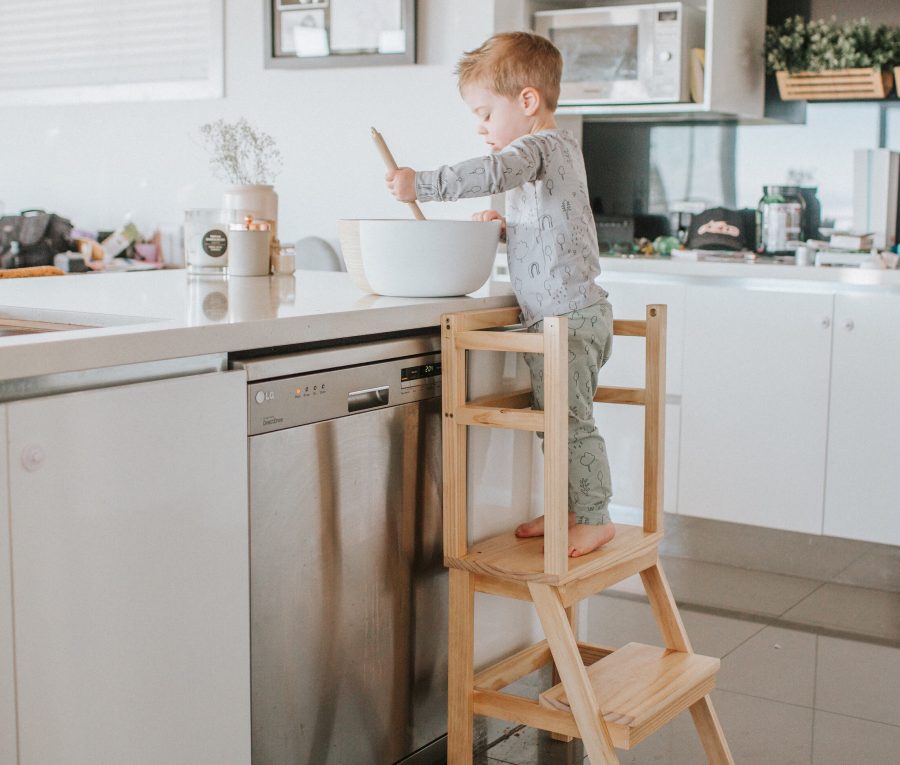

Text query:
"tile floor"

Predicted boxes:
[[474, 514, 900, 764]]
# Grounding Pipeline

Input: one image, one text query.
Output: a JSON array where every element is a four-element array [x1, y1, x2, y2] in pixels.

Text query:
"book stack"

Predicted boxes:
[[828, 232, 874, 251]]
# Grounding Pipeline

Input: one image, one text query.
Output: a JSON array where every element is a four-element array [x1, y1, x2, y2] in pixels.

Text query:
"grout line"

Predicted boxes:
[[473, 722, 527, 759], [777, 579, 827, 618], [600, 589, 900, 649], [827, 546, 873, 588], [717, 687, 900, 732]]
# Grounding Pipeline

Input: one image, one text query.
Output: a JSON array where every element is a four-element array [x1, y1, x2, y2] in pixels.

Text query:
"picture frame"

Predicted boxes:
[[265, 0, 416, 69]]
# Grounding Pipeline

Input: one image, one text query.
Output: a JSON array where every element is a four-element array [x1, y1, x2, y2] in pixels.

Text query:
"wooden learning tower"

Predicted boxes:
[[440, 304, 734, 764]]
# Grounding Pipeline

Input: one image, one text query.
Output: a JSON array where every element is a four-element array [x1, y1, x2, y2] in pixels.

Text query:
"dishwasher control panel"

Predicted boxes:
[[247, 352, 441, 435]]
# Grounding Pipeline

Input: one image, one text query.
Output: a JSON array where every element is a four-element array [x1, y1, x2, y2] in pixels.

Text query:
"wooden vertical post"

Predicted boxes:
[[448, 569, 475, 764], [442, 313, 469, 560], [543, 316, 568, 577], [643, 305, 666, 533]]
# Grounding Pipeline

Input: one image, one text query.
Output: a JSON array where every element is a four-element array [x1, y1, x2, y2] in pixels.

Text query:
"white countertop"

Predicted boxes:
[[0, 270, 517, 382], [598, 254, 900, 290], [4, 256, 898, 383]]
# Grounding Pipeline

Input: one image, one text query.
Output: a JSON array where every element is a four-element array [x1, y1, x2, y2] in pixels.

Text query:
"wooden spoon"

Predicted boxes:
[[371, 127, 426, 221]]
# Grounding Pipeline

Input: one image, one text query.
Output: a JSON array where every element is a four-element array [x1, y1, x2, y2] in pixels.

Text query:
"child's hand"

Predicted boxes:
[[385, 167, 417, 202], [472, 209, 507, 239]]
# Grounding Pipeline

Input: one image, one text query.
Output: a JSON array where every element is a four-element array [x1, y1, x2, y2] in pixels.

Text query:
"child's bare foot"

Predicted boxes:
[[515, 512, 577, 538], [568, 523, 616, 558]]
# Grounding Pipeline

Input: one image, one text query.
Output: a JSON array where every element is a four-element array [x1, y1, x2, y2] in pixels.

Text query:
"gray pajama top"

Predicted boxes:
[[415, 129, 606, 326]]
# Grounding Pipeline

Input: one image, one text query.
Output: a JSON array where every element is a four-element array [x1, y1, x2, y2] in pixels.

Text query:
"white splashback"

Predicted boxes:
[[0, 1, 505, 250]]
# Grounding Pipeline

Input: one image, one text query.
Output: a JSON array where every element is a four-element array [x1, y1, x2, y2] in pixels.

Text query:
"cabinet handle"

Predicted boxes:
[[21, 444, 45, 472], [844, 319, 855, 331], [821, 317, 831, 329]]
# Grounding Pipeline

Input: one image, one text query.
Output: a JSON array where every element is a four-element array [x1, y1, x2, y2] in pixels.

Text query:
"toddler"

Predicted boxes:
[[386, 32, 615, 557]]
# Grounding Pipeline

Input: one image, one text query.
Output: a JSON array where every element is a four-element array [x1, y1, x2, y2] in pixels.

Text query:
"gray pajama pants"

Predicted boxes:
[[523, 300, 614, 526]]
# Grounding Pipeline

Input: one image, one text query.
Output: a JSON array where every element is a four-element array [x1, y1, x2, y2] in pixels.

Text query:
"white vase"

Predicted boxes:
[[223, 184, 278, 243]]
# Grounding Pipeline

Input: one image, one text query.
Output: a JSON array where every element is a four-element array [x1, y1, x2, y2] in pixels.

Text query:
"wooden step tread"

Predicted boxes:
[[539, 642, 720, 748], [444, 523, 661, 585]]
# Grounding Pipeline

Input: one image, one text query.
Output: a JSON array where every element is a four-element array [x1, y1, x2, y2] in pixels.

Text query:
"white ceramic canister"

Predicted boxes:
[[229, 216, 272, 277], [223, 184, 278, 244]]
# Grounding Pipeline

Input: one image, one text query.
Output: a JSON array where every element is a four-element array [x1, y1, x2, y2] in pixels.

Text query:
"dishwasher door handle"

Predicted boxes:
[[347, 385, 390, 412]]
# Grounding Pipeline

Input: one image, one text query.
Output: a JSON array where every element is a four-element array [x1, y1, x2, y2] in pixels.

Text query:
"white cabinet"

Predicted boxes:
[[825, 293, 900, 545], [599, 277, 686, 517], [601, 276, 686, 395], [679, 285, 833, 533], [0, 405, 15, 765], [6, 372, 250, 765]]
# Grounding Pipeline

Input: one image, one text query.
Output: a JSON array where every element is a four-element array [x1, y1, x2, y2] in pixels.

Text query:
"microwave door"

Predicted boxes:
[[554, 21, 642, 104]]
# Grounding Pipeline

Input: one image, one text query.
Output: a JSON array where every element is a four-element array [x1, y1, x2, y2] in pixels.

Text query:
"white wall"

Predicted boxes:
[[0, 1, 525, 255]]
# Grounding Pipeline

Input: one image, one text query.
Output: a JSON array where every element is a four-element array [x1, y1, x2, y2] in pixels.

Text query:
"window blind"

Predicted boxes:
[[0, 0, 223, 104]]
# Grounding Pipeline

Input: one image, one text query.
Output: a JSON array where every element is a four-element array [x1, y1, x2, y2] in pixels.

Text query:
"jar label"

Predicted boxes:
[[202, 229, 228, 258]]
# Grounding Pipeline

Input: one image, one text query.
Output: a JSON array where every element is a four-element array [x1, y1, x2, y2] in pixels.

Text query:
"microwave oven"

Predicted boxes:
[[534, 2, 705, 105]]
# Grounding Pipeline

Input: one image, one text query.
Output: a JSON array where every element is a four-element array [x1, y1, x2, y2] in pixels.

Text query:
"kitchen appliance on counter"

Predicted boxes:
[[534, 2, 705, 105]]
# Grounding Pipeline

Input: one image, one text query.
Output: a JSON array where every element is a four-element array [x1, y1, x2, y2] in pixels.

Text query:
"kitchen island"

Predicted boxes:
[[0, 269, 519, 765], [0, 268, 516, 382]]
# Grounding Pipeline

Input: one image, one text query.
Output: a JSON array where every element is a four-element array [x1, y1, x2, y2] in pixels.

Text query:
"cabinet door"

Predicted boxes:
[[679, 285, 833, 533], [825, 294, 900, 544], [601, 276, 686, 395], [599, 278, 686, 516], [7, 372, 250, 765], [0, 405, 16, 765]]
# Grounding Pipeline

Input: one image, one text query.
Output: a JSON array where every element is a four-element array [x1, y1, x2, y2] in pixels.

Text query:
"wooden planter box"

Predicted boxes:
[[775, 67, 894, 101]]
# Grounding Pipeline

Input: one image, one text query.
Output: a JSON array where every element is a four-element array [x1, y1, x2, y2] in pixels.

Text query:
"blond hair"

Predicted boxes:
[[456, 32, 562, 111]]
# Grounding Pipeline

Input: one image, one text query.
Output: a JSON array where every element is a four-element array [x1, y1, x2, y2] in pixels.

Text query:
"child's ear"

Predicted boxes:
[[519, 87, 541, 116]]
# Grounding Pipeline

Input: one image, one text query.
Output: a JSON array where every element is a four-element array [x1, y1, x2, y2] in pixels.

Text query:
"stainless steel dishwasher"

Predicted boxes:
[[232, 334, 446, 765]]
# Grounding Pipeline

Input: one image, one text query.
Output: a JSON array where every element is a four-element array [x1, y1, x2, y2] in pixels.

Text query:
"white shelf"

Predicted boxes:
[[540, 0, 768, 122]]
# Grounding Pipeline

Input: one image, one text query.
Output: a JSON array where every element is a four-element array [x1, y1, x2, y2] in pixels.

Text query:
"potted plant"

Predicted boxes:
[[200, 117, 283, 241], [765, 16, 900, 100]]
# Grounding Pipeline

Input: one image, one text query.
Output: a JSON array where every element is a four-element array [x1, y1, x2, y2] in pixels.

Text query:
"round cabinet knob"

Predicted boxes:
[[659, 51, 673, 62], [21, 444, 45, 472], [844, 319, 855, 331], [821, 317, 831, 329]]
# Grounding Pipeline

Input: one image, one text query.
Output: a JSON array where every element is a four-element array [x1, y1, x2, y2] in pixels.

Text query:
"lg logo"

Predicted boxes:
[[254, 390, 275, 404]]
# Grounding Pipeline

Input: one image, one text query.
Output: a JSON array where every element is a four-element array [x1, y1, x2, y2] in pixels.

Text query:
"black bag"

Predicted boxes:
[[0, 209, 74, 269]]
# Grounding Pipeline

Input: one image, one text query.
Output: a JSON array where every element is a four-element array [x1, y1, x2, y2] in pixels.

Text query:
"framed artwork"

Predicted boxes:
[[265, 0, 416, 69]]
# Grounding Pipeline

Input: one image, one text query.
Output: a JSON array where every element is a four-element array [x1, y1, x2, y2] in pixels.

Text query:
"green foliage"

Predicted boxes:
[[199, 118, 283, 185], [765, 16, 900, 74]]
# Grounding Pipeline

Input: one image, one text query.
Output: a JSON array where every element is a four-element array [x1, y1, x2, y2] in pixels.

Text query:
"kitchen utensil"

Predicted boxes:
[[370, 127, 426, 221], [337, 218, 500, 297]]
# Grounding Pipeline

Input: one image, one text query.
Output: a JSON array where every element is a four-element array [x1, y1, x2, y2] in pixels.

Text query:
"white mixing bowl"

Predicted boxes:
[[338, 219, 501, 297]]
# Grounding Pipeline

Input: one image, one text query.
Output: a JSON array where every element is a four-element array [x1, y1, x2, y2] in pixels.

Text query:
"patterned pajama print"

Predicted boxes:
[[416, 129, 614, 525], [524, 300, 613, 525]]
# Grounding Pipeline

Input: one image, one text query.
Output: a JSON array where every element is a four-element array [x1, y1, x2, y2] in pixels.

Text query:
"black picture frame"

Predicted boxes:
[[264, 0, 416, 69]]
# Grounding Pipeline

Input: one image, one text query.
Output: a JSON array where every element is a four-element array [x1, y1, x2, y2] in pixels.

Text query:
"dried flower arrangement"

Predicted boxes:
[[199, 118, 283, 185], [766, 16, 900, 74]]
